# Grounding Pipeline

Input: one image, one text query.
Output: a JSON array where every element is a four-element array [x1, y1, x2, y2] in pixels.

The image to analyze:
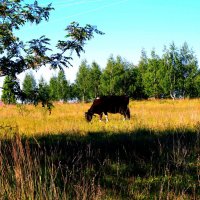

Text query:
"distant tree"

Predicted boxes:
[[38, 77, 51, 109], [116, 56, 135, 95], [179, 42, 198, 98], [194, 73, 200, 97], [125, 66, 145, 99], [100, 55, 126, 95], [1, 76, 17, 104], [89, 61, 102, 98], [163, 42, 198, 99], [49, 76, 59, 101], [143, 49, 163, 98], [57, 70, 70, 101], [100, 56, 115, 95], [137, 49, 148, 98], [75, 60, 91, 102], [162, 43, 181, 99], [22, 72, 37, 103], [69, 83, 80, 101]]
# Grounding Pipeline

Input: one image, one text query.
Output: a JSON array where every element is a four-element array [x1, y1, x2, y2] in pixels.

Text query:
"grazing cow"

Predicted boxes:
[[85, 96, 130, 122]]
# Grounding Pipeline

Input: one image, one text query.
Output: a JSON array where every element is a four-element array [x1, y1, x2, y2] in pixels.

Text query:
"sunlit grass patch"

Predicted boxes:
[[0, 99, 200, 137]]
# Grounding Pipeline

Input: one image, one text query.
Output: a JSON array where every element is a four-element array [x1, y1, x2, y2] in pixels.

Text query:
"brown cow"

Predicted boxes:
[[85, 96, 130, 122]]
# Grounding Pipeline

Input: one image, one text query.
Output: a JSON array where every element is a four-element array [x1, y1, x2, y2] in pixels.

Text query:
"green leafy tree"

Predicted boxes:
[[143, 49, 163, 98], [57, 70, 70, 102], [125, 66, 145, 99], [49, 71, 70, 102], [194, 73, 200, 97], [89, 61, 102, 98], [100, 56, 115, 95], [162, 43, 180, 99], [100, 55, 127, 95], [116, 57, 133, 95], [69, 83, 80, 101], [37, 77, 51, 109], [49, 76, 59, 101], [163, 42, 198, 99], [22, 72, 37, 103], [75, 60, 91, 102], [179, 42, 198, 98], [137, 49, 148, 98], [0, 0, 103, 108], [1, 75, 17, 104]]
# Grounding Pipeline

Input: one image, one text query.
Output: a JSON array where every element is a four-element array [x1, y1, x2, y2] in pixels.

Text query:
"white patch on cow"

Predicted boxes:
[[105, 115, 109, 122]]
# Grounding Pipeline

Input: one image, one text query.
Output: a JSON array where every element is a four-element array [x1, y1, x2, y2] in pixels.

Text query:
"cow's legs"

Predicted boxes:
[[122, 107, 130, 120], [126, 108, 130, 119], [105, 115, 109, 122], [123, 115, 126, 121], [104, 112, 109, 122], [99, 113, 103, 121]]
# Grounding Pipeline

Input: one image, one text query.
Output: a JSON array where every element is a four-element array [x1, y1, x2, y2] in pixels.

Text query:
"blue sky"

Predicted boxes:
[[6, 0, 200, 83]]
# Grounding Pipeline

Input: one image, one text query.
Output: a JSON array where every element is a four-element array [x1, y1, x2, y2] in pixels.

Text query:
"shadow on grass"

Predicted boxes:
[[31, 127, 199, 170], [1, 127, 200, 199]]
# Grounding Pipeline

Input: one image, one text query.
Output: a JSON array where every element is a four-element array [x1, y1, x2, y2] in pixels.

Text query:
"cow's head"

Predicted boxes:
[[85, 110, 93, 122]]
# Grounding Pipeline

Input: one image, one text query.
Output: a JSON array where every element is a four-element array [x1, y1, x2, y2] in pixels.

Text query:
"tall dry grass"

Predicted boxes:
[[0, 99, 199, 199]]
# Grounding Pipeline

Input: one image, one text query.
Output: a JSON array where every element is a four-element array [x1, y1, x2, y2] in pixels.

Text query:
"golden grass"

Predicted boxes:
[[0, 99, 200, 136]]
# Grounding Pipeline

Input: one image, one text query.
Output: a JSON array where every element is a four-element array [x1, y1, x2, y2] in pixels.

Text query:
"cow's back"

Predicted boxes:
[[103, 96, 129, 112], [90, 96, 129, 113]]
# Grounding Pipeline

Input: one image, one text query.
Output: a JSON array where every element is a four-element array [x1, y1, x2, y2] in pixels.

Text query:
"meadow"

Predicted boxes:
[[0, 99, 199, 199]]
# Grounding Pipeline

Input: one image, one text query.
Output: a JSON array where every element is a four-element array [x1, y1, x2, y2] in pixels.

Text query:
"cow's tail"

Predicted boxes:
[[125, 96, 130, 119]]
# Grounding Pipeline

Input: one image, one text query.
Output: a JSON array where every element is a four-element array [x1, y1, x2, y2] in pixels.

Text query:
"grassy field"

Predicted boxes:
[[0, 99, 199, 199]]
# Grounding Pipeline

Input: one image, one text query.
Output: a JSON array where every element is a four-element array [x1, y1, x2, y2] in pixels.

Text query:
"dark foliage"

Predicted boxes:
[[0, 0, 104, 108]]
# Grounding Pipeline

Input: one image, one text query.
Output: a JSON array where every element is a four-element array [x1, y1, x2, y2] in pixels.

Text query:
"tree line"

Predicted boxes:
[[1, 42, 200, 104], [76, 42, 200, 101]]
